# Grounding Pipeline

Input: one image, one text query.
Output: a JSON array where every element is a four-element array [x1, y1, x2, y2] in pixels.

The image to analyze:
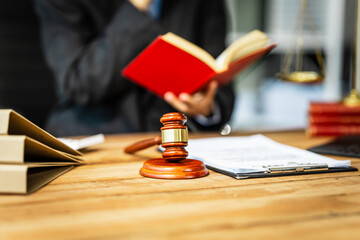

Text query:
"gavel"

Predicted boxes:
[[124, 112, 208, 179]]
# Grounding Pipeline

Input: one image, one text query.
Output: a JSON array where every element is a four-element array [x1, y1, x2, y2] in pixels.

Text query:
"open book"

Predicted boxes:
[[123, 30, 276, 97], [186, 135, 356, 179], [0, 109, 83, 194]]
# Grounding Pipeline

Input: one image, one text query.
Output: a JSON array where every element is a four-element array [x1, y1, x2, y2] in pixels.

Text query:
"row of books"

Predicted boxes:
[[0, 109, 83, 194], [308, 102, 360, 136]]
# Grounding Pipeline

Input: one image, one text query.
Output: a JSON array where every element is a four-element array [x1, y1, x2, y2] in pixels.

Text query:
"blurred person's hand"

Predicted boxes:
[[129, 0, 153, 11], [164, 80, 218, 118]]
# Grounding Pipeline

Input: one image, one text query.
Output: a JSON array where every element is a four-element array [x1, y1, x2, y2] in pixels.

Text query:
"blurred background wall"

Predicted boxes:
[[226, 0, 357, 131], [0, 0, 356, 132]]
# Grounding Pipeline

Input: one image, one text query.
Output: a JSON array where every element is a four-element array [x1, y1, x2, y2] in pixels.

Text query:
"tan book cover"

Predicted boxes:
[[0, 164, 74, 194], [0, 135, 83, 164], [0, 109, 82, 156]]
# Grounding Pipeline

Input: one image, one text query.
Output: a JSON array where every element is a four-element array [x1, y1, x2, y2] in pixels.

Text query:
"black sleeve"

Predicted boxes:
[[187, 0, 235, 131], [35, 0, 165, 105]]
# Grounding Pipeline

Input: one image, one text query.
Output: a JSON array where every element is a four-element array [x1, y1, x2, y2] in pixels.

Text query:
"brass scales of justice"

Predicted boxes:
[[277, 0, 360, 106], [276, 0, 325, 84]]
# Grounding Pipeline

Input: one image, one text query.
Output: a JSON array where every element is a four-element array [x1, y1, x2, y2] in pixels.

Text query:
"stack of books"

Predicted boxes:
[[0, 109, 83, 194], [307, 102, 360, 136]]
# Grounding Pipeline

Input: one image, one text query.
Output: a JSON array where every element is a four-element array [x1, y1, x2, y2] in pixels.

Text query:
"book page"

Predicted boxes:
[[216, 30, 268, 69], [162, 33, 218, 71], [186, 135, 351, 174]]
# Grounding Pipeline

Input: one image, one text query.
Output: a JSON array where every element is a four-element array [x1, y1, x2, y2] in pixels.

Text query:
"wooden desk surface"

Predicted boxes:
[[1, 131, 360, 240]]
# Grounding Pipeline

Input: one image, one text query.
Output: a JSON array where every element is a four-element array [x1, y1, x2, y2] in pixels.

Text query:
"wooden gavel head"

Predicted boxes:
[[160, 112, 188, 162], [128, 112, 209, 179]]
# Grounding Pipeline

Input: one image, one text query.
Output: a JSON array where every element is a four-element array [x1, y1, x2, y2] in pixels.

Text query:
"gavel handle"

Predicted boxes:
[[124, 136, 162, 153]]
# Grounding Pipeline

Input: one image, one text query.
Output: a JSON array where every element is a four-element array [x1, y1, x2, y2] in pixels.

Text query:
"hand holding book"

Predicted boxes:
[[164, 80, 218, 118]]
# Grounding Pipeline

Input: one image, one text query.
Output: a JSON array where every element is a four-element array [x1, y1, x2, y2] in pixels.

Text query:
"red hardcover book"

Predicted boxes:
[[309, 114, 360, 124], [309, 102, 360, 115], [122, 30, 276, 97], [307, 124, 360, 136]]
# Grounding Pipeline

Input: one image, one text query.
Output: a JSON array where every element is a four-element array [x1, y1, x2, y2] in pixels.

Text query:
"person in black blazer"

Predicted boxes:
[[35, 0, 235, 136]]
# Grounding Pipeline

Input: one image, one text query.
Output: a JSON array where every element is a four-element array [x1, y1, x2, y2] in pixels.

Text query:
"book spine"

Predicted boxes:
[[309, 102, 360, 114], [307, 124, 360, 136], [0, 136, 25, 163], [309, 114, 360, 124], [0, 164, 27, 194], [0, 110, 10, 134]]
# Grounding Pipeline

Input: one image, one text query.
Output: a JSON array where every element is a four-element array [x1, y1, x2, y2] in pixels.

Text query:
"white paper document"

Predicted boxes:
[[58, 134, 105, 151], [186, 135, 352, 175]]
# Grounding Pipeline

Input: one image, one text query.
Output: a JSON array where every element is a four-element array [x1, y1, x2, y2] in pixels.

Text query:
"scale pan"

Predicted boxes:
[[277, 71, 324, 84], [343, 89, 360, 106]]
